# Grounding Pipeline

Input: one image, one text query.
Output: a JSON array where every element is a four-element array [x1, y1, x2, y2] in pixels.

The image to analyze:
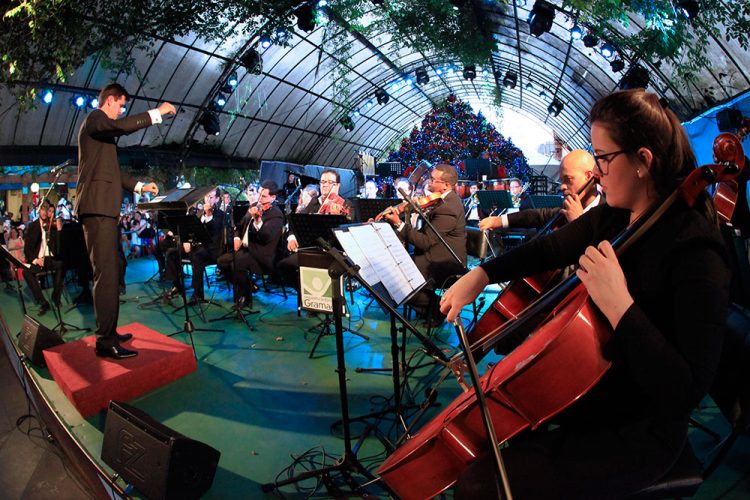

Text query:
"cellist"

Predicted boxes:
[[441, 89, 731, 499]]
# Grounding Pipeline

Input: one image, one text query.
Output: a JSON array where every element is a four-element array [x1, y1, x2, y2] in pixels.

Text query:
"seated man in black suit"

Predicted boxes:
[[22, 201, 65, 315], [217, 180, 284, 309], [164, 188, 225, 304], [277, 169, 351, 288], [382, 163, 467, 319]]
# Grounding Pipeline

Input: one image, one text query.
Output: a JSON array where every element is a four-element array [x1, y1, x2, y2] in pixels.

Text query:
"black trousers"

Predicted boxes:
[[81, 215, 121, 349], [22, 258, 65, 304], [165, 245, 215, 298], [217, 248, 272, 300]]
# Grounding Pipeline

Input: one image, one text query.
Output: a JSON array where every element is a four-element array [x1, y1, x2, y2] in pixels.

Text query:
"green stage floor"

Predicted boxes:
[[1, 256, 748, 499]]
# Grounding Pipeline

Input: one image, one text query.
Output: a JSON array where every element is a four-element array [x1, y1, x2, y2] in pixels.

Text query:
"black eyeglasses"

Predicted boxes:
[[593, 150, 628, 176]]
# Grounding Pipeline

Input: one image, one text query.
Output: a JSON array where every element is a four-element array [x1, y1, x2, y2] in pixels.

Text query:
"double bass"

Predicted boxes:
[[376, 133, 745, 499]]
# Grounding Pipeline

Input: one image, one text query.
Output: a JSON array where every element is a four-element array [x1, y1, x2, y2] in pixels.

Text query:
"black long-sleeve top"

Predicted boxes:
[[480, 200, 730, 452]]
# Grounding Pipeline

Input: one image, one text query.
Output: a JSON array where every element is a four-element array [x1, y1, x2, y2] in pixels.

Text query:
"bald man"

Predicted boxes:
[[479, 149, 601, 231]]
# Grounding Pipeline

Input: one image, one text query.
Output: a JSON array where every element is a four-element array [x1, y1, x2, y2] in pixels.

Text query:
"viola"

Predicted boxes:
[[373, 192, 443, 221], [376, 135, 745, 500], [466, 176, 597, 358]]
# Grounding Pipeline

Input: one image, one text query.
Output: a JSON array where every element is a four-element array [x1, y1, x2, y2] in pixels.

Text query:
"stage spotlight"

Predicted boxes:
[[340, 116, 355, 132], [600, 43, 615, 59], [215, 93, 228, 107], [610, 59, 625, 72], [678, 0, 700, 20], [503, 70, 517, 89], [240, 48, 263, 75], [317, 0, 328, 6], [199, 111, 221, 135], [71, 95, 86, 108], [260, 37, 272, 49], [570, 25, 584, 41], [415, 68, 429, 85], [295, 3, 316, 32], [463, 64, 477, 80], [88, 97, 99, 109], [619, 64, 650, 90], [375, 88, 389, 105], [435, 67, 444, 76], [528, 0, 555, 37], [525, 81, 534, 91], [41, 89, 54, 104], [547, 98, 563, 117], [582, 33, 598, 48]]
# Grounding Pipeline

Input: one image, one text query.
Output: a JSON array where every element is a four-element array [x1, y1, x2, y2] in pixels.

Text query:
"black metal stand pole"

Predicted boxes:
[[261, 258, 375, 496], [167, 226, 223, 358]]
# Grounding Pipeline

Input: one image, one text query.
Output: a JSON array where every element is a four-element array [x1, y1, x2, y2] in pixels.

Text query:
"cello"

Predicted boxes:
[[376, 134, 745, 500], [466, 176, 598, 359]]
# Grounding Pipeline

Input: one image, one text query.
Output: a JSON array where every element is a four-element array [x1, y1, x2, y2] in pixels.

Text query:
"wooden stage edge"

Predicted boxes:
[[0, 312, 121, 500]]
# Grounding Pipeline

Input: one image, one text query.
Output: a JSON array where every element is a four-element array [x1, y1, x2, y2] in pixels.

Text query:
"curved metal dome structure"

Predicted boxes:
[[0, 0, 748, 168]]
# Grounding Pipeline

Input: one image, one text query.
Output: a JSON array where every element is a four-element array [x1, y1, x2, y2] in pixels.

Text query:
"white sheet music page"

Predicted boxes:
[[333, 229, 379, 286], [346, 224, 410, 304], [372, 222, 426, 290]]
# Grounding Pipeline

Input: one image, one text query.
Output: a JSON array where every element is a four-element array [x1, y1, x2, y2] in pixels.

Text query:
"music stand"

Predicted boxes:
[[160, 213, 224, 353], [288, 213, 348, 249], [168, 215, 225, 322], [298, 248, 368, 358], [1, 245, 29, 316], [354, 198, 399, 222], [476, 189, 513, 216], [464, 158, 493, 182], [529, 194, 563, 209]]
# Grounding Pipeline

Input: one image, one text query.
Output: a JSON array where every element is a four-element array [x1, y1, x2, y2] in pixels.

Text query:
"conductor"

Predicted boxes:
[[75, 83, 176, 360]]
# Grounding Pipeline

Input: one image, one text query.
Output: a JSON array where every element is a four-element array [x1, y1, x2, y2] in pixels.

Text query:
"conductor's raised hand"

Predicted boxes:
[[576, 240, 633, 329], [440, 267, 490, 323], [157, 102, 176, 116], [142, 182, 159, 195]]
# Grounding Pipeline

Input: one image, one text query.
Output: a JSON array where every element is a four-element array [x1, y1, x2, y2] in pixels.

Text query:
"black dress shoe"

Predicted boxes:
[[117, 333, 133, 342], [39, 301, 50, 316], [166, 286, 182, 299], [95, 345, 138, 360]]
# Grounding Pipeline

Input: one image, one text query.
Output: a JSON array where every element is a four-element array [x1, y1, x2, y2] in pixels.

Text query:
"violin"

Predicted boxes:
[[376, 134, 745, 500], [317, 190, 350, 216], [373, 192, 443, 221]]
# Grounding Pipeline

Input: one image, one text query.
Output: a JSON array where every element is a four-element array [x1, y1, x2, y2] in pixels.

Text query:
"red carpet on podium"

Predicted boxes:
[[43, 323, 197, 417]]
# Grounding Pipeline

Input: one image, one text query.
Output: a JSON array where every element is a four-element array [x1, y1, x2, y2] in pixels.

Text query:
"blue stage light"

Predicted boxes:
[[42, 90, 54, 104]]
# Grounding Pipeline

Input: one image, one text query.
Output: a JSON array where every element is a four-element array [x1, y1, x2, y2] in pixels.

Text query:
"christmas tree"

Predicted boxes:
[[387, 94, 529, 181]]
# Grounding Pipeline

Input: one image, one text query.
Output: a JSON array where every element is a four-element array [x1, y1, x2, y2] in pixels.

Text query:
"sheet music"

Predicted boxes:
[[334, 230, 378, 285], [373, 222, 426, 290], [337, 223, 426, 306], [1, 244, 30, 268]]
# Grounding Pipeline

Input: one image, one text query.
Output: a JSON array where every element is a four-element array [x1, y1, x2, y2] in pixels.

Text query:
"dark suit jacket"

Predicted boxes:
[[75, 109, 154, 218], [400, 190, 467, 287], [203, 207, 225, 257], [239, 205, 284, 270], [23, 218, 60, 263], [507, 196, 604, 229]]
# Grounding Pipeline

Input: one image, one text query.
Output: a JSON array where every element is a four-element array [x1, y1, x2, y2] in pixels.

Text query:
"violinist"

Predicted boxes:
[[22, 200, 65, 315], [277, 169, 350, 288], [441, 89, 730, 499], [382, 163, 467, 322], [163, 188, 225, 304], [479, 149, 600, 232], [217, 180, 284, 309]]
